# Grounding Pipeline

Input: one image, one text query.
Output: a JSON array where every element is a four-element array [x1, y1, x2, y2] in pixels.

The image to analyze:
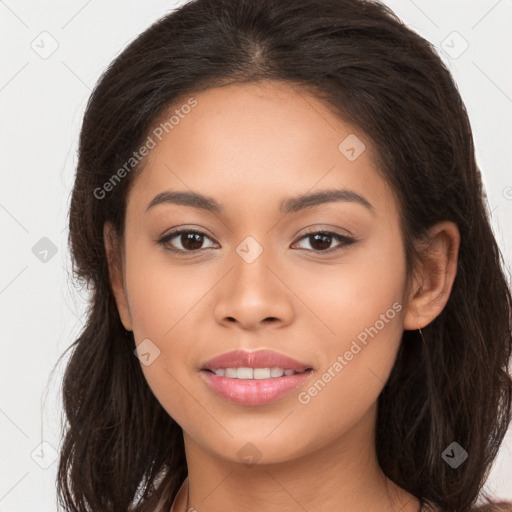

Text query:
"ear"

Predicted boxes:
[[103, 221, 133, 331], [403, 221, 460, 330]]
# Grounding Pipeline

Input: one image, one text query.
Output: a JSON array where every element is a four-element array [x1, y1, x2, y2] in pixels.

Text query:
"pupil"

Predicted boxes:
[[182, 233, 203, 250], [311, 233, 331, 251]]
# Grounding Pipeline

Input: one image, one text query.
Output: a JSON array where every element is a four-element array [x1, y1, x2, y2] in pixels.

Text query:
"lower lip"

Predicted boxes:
[[200, 370, 313, 406]]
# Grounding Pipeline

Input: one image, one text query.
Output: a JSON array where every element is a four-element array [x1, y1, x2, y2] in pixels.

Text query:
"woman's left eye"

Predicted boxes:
[[158, 229, 355, 254], [292, 231, 356, 253]]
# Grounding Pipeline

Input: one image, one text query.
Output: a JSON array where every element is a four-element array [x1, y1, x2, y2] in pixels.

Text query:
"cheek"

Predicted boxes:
[[296, 309, 403, 446], [122, 240, 217, 391], [293, 228, 407, 402], [123, 244, 206, 420]]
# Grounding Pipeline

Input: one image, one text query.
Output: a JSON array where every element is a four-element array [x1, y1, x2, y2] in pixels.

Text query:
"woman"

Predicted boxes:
[[56, 0, 512, 510]]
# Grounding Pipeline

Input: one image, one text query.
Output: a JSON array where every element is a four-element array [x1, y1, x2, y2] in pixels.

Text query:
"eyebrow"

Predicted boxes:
[[145, 188, 374, 215]]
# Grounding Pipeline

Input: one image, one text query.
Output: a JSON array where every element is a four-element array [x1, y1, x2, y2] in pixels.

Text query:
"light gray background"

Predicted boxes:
[[1, 1, 511, 510]]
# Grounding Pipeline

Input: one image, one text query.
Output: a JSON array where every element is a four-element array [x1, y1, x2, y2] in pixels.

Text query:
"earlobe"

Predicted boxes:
[[403, 221, 460, 331], [103, 222, 133, 331]]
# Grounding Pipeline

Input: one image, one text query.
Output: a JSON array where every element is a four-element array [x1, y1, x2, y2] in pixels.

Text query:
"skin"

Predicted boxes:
[[104, 80, 460, 512]]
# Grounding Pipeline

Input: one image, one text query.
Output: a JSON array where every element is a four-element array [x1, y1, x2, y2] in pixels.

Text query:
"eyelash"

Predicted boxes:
[[157, 228, 356, 255]]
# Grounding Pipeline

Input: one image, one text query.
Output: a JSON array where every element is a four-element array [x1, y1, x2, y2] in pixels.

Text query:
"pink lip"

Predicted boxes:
[[200, 369, 314, 406], [200, 349, 313, 372]]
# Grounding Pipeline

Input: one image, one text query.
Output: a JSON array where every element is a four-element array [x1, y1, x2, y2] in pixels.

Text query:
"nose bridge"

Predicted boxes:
[[229, 234, 277, 300]]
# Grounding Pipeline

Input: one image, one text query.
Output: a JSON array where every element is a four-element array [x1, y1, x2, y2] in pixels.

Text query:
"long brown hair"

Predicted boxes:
[[56, 0, 512, 510]]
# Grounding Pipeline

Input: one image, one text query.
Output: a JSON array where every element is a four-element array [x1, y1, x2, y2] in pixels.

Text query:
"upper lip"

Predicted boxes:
[[200, 350, 313, 372]]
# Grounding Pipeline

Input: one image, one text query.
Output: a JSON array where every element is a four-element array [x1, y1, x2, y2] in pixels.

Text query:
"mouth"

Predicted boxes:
[[199, 349, 314, 406]]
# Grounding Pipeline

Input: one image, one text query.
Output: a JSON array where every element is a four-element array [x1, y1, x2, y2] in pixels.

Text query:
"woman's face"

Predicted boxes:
[[109, 80, 412, 465]]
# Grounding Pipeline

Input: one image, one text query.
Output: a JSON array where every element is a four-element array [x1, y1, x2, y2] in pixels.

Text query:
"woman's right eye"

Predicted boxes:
[[158, 229, 218, 253]]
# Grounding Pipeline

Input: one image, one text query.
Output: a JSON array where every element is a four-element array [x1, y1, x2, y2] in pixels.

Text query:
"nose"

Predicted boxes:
[[213, 244, 295, 330]]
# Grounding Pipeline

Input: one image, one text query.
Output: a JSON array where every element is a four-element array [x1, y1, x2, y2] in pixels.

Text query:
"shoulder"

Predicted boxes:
[[469, 505, 512, 512], [423, 499, 512, 512]]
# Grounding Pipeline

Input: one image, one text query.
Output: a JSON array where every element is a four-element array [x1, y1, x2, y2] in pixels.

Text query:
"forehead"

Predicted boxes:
[[127, 81, 398, 219]]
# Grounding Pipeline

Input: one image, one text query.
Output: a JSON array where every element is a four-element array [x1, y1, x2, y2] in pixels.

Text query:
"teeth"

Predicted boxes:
[[211, 367, 305, 379]]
